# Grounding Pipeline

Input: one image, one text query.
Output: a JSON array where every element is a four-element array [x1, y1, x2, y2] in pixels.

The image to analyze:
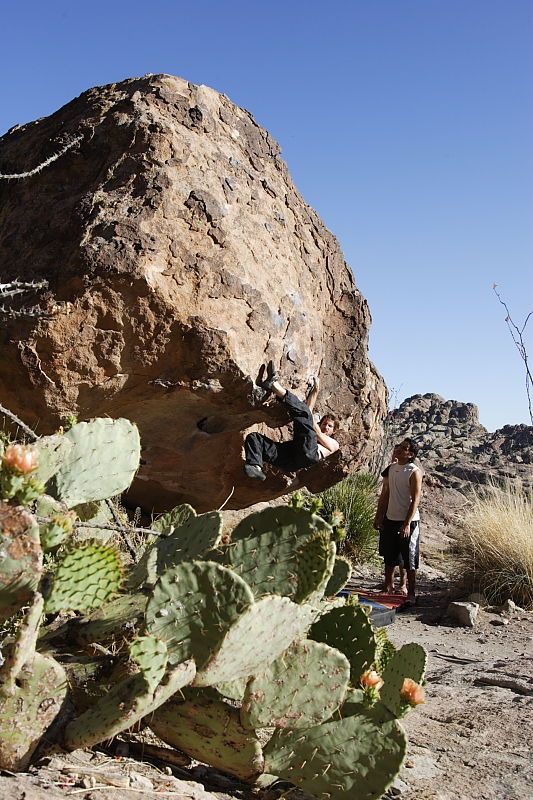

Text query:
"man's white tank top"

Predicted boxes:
[[387, 462, 420, 521]]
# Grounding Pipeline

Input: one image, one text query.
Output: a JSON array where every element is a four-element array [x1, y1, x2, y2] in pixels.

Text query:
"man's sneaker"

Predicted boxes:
[[244, 463, 267, 480]]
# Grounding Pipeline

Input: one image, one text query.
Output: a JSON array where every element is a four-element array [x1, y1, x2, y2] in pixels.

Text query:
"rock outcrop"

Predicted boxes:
[[0, 75, 386, 512], [386, 393, 532, 491]]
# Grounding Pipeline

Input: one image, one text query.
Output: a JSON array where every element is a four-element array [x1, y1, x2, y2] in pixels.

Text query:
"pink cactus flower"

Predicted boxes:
[[400, 677, 426, 706], [2, 443, 39, 474], [360, 669, 384, 691]]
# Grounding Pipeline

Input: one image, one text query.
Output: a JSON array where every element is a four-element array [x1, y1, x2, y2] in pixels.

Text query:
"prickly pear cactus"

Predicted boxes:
[[0, 470, 427, 788], [298, 532, 336, 604], [72, 499, 114, 543], [231, 506, 328, 542], [127, 503, 197, 571], [324, 555, 352, 597], [64, 659, 196, 750], [35, 495, 73, 550], [264, 705, 407, 800], [50, 418, 141, 507], [0, 652, 68, 771], [240, 639, 350, 730], [214, 677, 248, 702], [128, 512, 223, 589], [0, 614, 68, 774], [33, 434, 73, 485], [374, 627, 397, 675], [44, 543, 123, 613], [216, 506, 334, 602], [0, 503, 43, 620], [340, 686, 366, 715], [309, 603, 376, 685], [149, 692, 264, 780], [0, 443, 44, 505], [0, 593, 44, 695], [151, 503, 196, 535], [45, 592, 146, 651], [40, 514, 76, 552], [145, 561, 254, 667], [379, 643, 427, 718], [129, 635, 168, 692], [195, 595, 314, 687]]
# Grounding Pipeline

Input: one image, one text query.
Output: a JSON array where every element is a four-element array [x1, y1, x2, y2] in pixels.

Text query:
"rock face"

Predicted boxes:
[[385, 393, 533, 491], [0, 75, 386, 512]]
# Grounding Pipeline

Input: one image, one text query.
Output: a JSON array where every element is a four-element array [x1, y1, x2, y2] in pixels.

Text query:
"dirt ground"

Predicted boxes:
[[377, 574, 533, 800], [1, 490, 532, 800]]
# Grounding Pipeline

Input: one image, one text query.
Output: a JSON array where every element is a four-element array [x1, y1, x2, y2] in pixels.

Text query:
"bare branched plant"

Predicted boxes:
[[493, 285, 532, 425], [0, 279, 52, 320], [368, 384, 404, 477], [0, 133, 83, 180]]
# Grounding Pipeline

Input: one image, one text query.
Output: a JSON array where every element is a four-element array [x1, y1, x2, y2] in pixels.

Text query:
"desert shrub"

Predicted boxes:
[[455, 482, 533, 609], [318, 473, 379, 564]]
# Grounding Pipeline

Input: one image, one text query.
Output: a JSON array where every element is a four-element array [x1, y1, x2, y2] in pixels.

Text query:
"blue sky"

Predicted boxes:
[[1, 0, 531, 431]]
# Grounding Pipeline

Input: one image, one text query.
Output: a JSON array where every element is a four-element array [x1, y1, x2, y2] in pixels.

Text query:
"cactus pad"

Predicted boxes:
[[145, 561, 254, 667], [324, 556, 352, 597], [195, 595, 312, 687], [309, 603, 376, 684], [241, 639, 350, 730], [35, 494, 73, 550], [130, 635, 168, 692], [149, 693, 264, 780], [379, 643, 427, 718], [73, 500, 114, 543], [340, 686, 366, 715], [0, 503, 43, 621], [33, 434, 73, 485], [129, 512, 223, 589], [55, 592, 146, 650], [231, 505, 330, 542], [264, 705, 407, 800], [151, 503, 196, 535], [218, 507, 334, 602], [0, 593, 44, 695], [126, 503, 197, 575], [0, 652, 67, 771], [303, 535, 336, 605], [44, 544, 122, 613], [374, 627, 397, 675], [214, 677, 248, 702], [51, 418, 141, 507], [64, 659, 196, 750]]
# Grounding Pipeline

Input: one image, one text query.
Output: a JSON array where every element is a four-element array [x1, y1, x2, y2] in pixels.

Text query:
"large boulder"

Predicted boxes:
[[0, 75, 386, 511]]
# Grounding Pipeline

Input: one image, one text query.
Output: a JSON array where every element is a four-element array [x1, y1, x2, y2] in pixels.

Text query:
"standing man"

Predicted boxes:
[[243, 364, 339, 480], [374, 438, 422, 605]]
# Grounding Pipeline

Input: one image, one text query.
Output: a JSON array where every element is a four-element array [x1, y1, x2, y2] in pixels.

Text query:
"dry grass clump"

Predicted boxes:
[[319, 472, 379, 564], [455, 482, 533, 609]]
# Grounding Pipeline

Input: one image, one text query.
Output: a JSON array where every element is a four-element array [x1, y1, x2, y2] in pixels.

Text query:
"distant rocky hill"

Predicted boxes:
[[386, 393, 532, 492], [376, 394, 532, 571]]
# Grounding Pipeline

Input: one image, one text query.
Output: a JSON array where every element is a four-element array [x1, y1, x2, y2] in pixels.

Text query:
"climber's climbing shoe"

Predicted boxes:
[[244, 463, 267, 480]]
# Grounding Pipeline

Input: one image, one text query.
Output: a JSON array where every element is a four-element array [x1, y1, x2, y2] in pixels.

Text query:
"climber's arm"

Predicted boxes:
[[314, 425, 339, 454]]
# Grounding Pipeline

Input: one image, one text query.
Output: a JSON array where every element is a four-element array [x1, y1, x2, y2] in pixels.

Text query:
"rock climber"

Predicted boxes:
[[243, 362, 339, 480]]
